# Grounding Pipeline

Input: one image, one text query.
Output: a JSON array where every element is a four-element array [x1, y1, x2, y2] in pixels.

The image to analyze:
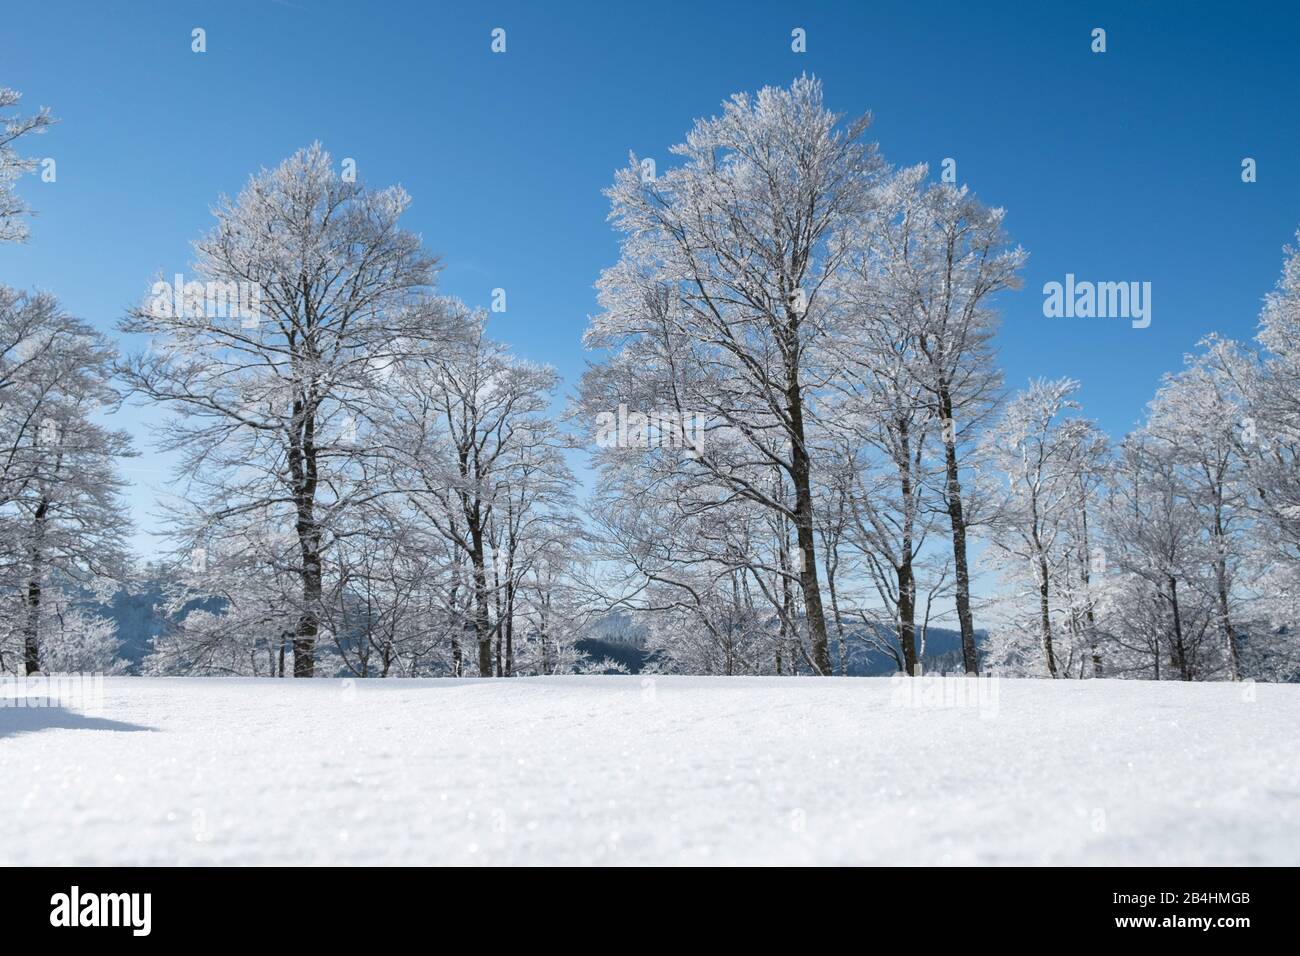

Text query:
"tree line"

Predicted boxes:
[[2, 78, 1297, 681]]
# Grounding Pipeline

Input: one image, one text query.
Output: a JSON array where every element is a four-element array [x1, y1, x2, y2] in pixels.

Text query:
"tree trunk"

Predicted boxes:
[[448, 581, 463, 677], [504, 599, 514, 678], [503, 544, 516, 677], [290, 399, 321, 678], [1213, 509, 1240, 681], [23, 495, 49, 675], [826, 553, 848, 676], [493, 553, 504, 677], [727, 569, 743, 677], [1078, 502, 1102, 677], [464, 504, 493, 677], [538, 590, 551, 676], [938, 390, 979, 673], [897, 560, 918, 677], [293, 564, 319, 677], [776, 527, 792, 676], [785, 368, 831, 675], [896, 423, 919, 676], [1036, 550, 1057, 677], [1168, 576, 1190, 681], [1216, 562, 1240, 681]]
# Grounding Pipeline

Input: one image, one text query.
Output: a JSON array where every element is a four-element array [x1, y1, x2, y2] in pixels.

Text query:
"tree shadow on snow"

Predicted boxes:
[[0, 705, 153, 740]]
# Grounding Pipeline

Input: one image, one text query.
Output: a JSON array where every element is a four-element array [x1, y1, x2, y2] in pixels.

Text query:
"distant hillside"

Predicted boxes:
[[79, 572, 220, 674], [845, 622, 985, 675], [99, 580, 168, 672], [574, 637, 652, 672], [91, 580, 982, 677], [578, 617, 983, 676]]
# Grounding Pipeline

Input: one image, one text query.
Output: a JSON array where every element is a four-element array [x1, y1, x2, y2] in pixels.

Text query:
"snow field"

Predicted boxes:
[[1, 675, 1296, 865]]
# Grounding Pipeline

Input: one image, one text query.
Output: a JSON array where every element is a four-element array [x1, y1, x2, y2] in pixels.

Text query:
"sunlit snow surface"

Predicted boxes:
[[2, 675, 1297, 865]]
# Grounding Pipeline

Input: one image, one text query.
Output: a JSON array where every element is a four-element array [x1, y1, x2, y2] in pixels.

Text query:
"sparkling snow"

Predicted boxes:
[[2, 675, 1297, 865]]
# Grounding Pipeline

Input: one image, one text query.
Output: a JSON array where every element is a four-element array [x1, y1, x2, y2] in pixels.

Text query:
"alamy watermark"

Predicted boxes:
[[1042, 274, 1151, 329], [595, 404, 705, 458], [889, 671, 1000, 718], [50, 886, 151, 936], [0, 672, 106, 716], [149, 273, 262, 328]]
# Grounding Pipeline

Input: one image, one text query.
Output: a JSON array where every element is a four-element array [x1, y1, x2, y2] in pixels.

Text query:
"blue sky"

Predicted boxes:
[[3, 0, 1300, 558]]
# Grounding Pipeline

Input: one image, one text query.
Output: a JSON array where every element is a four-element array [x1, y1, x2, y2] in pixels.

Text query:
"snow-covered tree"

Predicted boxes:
[[1147, 336, 1255, 680], [586, 76, 886, 675], [979, 378, 1106, 678], [0, 291, 133, 674], [484, 419, 581, 677], [582, 460, 786, 676], [0, 87, 54, 243], [375, 303, 568, 677], [1101, 432, 1219, 679], [1246, 237, 1300, 631], [879, 178, 1026, 672], [826, 165, 951, 675], [0, 592, 125, 675], [119, 143, 444, 676]]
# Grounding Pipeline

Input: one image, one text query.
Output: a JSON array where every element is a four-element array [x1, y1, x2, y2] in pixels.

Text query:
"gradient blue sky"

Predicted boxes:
[[3, 0, 1299, 558]]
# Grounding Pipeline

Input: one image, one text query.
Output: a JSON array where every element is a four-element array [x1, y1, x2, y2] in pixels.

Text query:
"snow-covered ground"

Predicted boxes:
[[1, 675, 1297, 865]]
